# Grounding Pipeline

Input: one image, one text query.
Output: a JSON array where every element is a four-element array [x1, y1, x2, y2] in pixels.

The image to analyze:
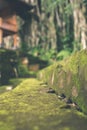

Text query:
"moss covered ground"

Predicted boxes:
[[0, 78, 87, 130]]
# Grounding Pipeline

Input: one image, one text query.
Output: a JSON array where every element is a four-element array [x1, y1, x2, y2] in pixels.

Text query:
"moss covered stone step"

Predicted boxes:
[[0, 78, 87, 130]]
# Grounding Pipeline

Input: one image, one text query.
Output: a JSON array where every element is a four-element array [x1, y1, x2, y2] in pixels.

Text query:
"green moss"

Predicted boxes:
[[0, 122, 15, 130], [38, 49, 87, 114], [0, 78, 87, 130]]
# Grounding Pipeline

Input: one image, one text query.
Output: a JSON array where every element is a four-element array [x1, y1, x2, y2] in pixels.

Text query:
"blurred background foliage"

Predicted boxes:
[[0, 0, 87, 85]]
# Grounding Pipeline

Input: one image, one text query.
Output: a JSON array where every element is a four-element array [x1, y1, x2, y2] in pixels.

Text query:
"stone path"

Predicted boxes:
[[0, 78, 87, 130]]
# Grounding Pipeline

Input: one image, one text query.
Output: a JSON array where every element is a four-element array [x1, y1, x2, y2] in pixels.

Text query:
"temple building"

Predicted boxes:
[[0, 0, 35, 49]]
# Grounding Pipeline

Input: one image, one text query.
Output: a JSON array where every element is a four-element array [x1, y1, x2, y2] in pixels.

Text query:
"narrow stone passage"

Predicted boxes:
[[0, 78, 87, 130]]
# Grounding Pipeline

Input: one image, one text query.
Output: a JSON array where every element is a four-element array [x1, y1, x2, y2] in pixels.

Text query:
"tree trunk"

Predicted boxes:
[[70, 0, 87, 50], [79, 4, 87, 49]]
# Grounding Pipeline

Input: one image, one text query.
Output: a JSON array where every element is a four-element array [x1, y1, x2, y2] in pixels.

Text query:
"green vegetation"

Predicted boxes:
[[38, 49, 87, 114], [0, 78, 87, 130], [28, 46, 72, 63], [0, 49, 87, 129], [0, 49, 48, 85], [0, 49, 18, 85], [0, 0, 87, 129]]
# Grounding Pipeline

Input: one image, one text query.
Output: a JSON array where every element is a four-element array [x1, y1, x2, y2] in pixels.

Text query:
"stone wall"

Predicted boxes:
[[38, 49, 87, 114]]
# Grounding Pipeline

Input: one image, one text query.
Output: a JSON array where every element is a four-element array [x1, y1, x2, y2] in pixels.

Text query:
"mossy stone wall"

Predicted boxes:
[[38, 50, 87, 114]]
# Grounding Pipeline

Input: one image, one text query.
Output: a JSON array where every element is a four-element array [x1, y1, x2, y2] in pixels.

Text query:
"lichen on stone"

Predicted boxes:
[[38, 49, 87, 114]]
